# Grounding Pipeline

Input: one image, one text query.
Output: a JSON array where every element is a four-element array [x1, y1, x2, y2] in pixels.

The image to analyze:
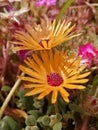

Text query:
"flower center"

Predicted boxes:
[[47, 73, 63, 87]]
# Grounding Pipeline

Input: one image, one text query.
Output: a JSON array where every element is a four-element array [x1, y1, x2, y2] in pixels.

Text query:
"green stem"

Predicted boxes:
[[0, 91, 5, 103], [55, 0, 73, 26], [0, 72, 24, 119], [54, 102, 59, 113]]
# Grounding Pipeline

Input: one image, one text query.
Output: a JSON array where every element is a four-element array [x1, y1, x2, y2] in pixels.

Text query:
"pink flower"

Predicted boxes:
[[35, 0, 57, 6], [77, 0, 89, 5], [48, 8, 59, 20], [78, 43, 98, 68], [17, 50, 28, 61]]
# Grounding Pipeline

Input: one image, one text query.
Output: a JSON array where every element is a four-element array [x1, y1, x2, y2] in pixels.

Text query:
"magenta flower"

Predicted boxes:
[[78, 43, 98, 68], [17, 50, 29, 61], [35, 0, 57, 6]]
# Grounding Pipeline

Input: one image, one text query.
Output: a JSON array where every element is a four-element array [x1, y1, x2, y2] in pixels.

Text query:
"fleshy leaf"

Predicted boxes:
[[53, 122, 62, 130], [69, 104, 85, 113], [0, 116, 21, 130], [25, 115, 36, 126]]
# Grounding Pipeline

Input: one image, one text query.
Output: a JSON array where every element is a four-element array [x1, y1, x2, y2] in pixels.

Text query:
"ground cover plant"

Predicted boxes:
[[0, 0, 98, 130]]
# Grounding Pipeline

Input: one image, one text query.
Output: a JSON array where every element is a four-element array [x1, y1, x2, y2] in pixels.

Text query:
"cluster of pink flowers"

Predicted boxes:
[[35, 0, 57, 6], [78, 43, 98, 68], [17, 50, 29, 61]]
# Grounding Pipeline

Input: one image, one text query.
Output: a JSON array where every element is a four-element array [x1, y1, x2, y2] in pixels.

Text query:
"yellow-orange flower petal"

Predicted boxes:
[[12, 20, 80, 51], [18, 50, 90, 104]]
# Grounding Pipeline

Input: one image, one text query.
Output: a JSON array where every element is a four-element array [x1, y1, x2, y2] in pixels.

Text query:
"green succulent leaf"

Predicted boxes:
[[1, 85, 11, 92], [25, 115, 36, 126], [89, 74, 98, 96], [33, 98, 44, 109], [93, 75, 98, 87], [25, 126, 39, 130], [63, 111, 74, 119], [56, 113, 62, 122], [18, 90, 34, 111], [69, 104, 85, 113], [41, 115, 50, 126], [53, 122, 62, 130], [28, 110, 41, 119], [0, 116, 21, 130]]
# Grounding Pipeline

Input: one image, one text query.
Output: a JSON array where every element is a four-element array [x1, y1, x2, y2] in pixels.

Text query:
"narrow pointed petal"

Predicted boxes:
[[65, 79, 89, 84], [37, 89, 52, 99], [64, 84, 85, 89], [77, 72, 91, 79], [51, 90, 58, 104], [59, 88, 69, 103], [25, 87, 46, 96]]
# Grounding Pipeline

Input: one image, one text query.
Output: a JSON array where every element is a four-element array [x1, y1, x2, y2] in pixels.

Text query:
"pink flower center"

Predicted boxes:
[[47, 73, 63, 87]]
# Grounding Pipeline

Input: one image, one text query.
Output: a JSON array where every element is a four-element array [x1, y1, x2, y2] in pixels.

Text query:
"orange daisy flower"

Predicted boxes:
[[18, 50, 90, 104], [13, 20, 80, 51]]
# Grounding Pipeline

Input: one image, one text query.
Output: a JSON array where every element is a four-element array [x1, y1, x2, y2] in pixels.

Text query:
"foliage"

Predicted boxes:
[[0, 0, 98, 130]]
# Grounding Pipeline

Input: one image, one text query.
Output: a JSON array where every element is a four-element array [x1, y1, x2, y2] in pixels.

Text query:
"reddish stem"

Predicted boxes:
[[81, 115, 90, 130], [1, 44, 9, 86]]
